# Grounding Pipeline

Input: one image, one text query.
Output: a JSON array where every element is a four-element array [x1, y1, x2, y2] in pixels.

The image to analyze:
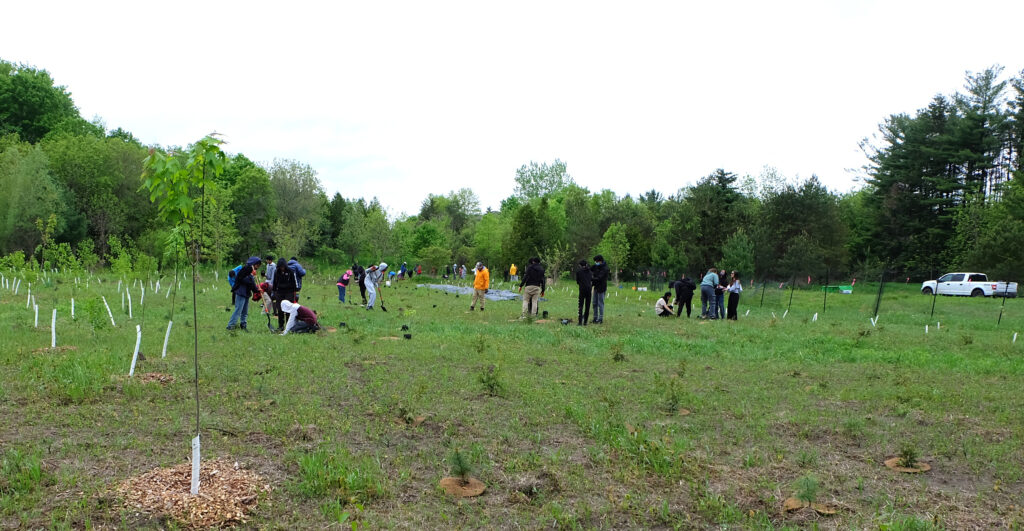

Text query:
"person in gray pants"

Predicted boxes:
[[700, 268, 719, 319]]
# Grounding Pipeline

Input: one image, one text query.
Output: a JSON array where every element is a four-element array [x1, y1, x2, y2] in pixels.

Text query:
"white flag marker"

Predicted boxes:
[[1013, 332, 1017, 344], [771, 311, 776, 319], [745, 309, 750, 316], [783, 309, 789, 319], [925, 325, 929, 334], [129, 325, 141, 376], [191, 435, 201, 494], [102, 296, 116, 327], [812, 312, 818, 322], [51, 309, 56, 348], [936, 322, 940, 329], [162, 321, 173, 358]]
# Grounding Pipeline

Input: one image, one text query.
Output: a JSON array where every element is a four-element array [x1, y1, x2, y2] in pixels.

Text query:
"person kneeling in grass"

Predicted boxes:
[[655, 291, 674, 317], [280, 300, 321, 334]]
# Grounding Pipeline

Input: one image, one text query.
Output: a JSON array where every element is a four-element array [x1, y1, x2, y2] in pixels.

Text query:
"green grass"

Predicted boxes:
[[0, 269, 1022, 528]]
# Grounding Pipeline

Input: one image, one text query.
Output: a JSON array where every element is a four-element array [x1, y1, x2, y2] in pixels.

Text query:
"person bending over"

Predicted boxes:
[[280, 300, 320, 334]]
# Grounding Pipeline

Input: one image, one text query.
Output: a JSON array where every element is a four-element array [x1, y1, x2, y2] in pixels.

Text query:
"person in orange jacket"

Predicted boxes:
[[470, 262, 490, 311]]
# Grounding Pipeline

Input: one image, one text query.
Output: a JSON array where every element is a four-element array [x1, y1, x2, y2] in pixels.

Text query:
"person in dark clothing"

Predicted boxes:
[[590, 255, 610, 324], [726, 270, 743, 320], [518, 257, 546, 318], [337, 270, 352, 302], [716, 268, 727, 319], [674, 273, 697, 317], [227, 256, 261, 331], [352, 262, 366, 304], [575, 260, 592, 326], [273, 258, 298, 331]]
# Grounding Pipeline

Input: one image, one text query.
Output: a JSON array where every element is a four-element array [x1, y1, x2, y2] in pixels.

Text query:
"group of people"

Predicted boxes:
[[226, 255, 321, 333], [656, 268, 743, 320], [226, 250, 743, 334]]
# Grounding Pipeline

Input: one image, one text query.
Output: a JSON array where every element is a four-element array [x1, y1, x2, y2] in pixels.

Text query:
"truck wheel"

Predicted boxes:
[[922, 287, 933, 295], [971, 289, 984, 297]]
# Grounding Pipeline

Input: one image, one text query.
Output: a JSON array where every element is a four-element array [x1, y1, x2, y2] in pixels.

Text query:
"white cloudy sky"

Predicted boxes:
[[3, 1, 1022, 216]]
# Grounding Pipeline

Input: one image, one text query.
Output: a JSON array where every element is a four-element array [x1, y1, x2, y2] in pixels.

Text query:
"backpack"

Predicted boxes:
[[275, 265, 297, 291], [227, 264, 243, 288]]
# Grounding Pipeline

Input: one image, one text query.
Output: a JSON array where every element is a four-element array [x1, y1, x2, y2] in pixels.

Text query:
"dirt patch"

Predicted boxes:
[[138, 373, 175, 385], [32, 345, 78, 354], [115, 458, 271, 528], [287, 424, 320, 442]]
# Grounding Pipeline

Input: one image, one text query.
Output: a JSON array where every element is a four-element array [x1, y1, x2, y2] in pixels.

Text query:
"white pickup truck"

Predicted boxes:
[[921, 273, 1017, 298]]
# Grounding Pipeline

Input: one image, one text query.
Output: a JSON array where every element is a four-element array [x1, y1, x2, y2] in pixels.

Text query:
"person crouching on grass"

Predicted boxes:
[[655, 291, 674, 317], [470, 262, 489, 311], [280, 300, 320, 334]]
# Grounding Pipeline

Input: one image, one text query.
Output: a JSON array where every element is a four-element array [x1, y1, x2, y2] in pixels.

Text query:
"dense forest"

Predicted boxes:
[[2, 59, 1023, 282]]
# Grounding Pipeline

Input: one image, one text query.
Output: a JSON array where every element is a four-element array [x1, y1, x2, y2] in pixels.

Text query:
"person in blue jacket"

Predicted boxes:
[[227, 256, 261, 331]]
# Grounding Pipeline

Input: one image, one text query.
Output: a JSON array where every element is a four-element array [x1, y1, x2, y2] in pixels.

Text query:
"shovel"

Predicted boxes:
[[379, 288, 388, 312]]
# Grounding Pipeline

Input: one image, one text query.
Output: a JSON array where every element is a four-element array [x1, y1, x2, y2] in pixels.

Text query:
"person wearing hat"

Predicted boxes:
[[470, 262, 490, 311], [280, 299, 320, 334], [227, 256, 261, 331], [365, 262, 387, 310]]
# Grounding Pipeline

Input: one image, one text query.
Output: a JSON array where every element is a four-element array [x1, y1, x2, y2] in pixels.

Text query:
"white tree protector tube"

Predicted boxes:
[[102, 296, 116, 327], [51, 309, 56, 348], [162, 321, 173, 358], [129, 325, 141, 376], [191, 435, 201, 495]]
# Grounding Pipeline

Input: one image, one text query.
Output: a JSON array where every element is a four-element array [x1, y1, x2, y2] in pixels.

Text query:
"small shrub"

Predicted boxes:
[[478, 365, 505, 397], [793, 475, 819, 503], [448, 448, 472, 483], [675, 360, 687, 379], [960, 334, 974, 346], [609, 341, 627, 362], [473, 335, 487, 355], [897, 443, 920, 468], [661, 377, 684, 413]]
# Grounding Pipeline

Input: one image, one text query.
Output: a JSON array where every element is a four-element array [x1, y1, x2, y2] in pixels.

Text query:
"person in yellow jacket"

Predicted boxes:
[[509, 263, 518, 282], [470, 262, 490, 311]]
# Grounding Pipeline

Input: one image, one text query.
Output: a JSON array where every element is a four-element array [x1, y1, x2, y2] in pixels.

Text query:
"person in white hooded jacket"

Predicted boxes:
[[364, 262, 387, 310], [280, 299, 320, 334]]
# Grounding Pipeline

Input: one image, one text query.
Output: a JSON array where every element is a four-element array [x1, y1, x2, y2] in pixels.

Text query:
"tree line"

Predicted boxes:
[[2, 59, 1023, 282]]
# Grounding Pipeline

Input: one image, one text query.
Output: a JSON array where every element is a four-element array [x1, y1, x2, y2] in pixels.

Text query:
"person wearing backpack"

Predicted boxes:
[[273, 257, 298, 330], [288, 257, 306, 293], [227, 256, 261, 331]]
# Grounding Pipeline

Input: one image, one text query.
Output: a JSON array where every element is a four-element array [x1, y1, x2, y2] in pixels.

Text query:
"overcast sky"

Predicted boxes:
[[3, 1, 1022, 217]]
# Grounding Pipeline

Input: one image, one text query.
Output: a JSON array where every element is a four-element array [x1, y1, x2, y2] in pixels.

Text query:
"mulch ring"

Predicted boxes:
[[116, 458, 271, 528], [32, 345, 78, 354], [884, 457, 932, 473], [138, 372, 175, 385]]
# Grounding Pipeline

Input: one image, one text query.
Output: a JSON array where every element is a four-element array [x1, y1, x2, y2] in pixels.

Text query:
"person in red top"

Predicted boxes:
[[280, 300, 320, 334]]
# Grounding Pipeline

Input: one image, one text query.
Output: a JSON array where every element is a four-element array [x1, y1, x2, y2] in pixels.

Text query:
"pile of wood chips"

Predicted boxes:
[[137, 372, 175, 385], [116, 458, 270, 528]]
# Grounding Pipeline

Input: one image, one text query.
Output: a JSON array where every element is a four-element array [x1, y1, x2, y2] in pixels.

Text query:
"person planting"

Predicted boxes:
[[365, 262, 387, 310], [227, 256, 261, 331], [280, 300, 320, 334], [655, 291, 674, 317]]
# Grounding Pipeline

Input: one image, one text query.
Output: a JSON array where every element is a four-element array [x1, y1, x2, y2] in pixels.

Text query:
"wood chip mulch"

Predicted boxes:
[[116, 458, 271, 528], [138, 372, 175, 385]]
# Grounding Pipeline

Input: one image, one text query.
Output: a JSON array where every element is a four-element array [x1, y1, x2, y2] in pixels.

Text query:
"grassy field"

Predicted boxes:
[[1, 268, 1022, 529]]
